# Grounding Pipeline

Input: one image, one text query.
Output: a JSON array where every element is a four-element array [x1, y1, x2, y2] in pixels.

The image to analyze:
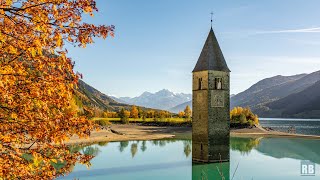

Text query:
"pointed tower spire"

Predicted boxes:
[[192, 27, 230, 72]]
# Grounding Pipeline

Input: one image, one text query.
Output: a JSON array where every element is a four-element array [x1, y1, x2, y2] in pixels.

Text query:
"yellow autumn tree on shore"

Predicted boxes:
[[130, 105, 139, 119], [0, 0, 114, 179], [230, 107, 259, 127], [184, 105, 192, 119]]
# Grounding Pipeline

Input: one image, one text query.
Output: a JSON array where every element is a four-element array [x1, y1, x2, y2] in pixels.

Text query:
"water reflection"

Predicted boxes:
[[230, 137, 262, 155], [184, 141, 192, 158], [119, 141, 129, 152], [256, 137, 320, 164], [61, 139, 192, 180], [192, 162, 230, 180], [97, 141, 109, 147], [82, 146, 101, 157], [141, 141, 147, 152], [230, 137, 320, 165], [131, 143, 138, 158], [115, 139, 193, 159], [61, 137, 320, 179]]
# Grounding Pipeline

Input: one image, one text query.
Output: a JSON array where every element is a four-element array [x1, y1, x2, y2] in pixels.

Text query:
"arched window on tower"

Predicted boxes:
[[215, 77, 222, 90], [198, 78, 203, 90]]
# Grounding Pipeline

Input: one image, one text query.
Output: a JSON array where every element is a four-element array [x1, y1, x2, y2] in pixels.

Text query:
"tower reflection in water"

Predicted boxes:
[[192, 162, 230, 180]]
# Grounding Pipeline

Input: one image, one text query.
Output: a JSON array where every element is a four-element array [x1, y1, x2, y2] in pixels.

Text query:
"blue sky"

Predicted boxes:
[[67, 0, 320, 97]]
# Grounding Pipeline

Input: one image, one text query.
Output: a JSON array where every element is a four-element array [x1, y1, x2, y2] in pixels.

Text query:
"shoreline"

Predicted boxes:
[[230, 132, 320, 139], [65, 124, 320, 145], [65, 124, 191, 145]]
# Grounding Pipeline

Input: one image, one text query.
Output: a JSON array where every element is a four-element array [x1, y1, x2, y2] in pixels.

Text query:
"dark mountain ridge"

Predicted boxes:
[[263, 80, 320, 118], [231, 70, 320, 118]]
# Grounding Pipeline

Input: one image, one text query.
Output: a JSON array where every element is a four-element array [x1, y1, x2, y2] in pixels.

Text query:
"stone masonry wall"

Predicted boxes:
[[192, 71, 209, 161], [207, 70, 230, 162]]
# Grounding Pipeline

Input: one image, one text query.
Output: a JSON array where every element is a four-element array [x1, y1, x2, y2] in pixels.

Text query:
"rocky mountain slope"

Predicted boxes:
[[75, 80, 132, 112]]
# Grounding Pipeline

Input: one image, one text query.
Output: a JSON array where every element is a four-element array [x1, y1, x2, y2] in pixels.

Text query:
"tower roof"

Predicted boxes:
[[193, 28, 230, 72]]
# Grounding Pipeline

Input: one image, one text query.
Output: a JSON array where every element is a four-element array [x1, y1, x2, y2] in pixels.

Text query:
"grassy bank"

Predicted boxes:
[[92, 117, 192, 126]]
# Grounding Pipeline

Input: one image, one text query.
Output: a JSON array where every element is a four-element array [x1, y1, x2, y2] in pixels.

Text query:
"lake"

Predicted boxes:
[[60, 136, 320, 180], [260, 118, 320, 135]]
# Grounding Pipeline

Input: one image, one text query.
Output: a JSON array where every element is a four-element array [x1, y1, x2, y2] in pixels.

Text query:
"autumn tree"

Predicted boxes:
[[119, 108, 125, 119], [184, 105, 192, 119], [137, 107, 143, 118], [103, 111, 118, 118], [119, 108, 129, 124], [93, 107, 104, 117], [108, 111, 118, 118], [239, 114, 247, 124], [0, 0, 114, 179], [159, 110, 167, 120], [146, 110, 155, 118], [124, 110, 131, 119], [103, 111, 109, 118], [178, 111, 185, 118], [230, 107, 259, 127], [130, 105, 139, 119]]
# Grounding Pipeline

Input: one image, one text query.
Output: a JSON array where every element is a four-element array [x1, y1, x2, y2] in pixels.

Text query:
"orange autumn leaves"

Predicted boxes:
[[0, 0, 114, 179]]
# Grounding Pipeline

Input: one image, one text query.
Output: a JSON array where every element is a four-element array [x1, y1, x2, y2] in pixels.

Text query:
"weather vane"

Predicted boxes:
[[210, 12, 213, 28]]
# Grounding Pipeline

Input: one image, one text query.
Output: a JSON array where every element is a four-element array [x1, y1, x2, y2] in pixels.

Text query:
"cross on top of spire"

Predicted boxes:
[[210, 12, 213, 28]]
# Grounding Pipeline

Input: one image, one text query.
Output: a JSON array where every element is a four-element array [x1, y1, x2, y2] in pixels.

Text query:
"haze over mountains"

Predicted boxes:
[[111, 89, 192, 111]]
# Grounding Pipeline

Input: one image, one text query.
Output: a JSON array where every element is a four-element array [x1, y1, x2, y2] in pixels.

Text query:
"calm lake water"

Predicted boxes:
[[260, 118, 320, 135], [60, 136, 320, 180]]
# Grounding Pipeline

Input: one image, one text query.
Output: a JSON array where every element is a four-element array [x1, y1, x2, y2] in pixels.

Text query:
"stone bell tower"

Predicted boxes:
[[192, 27, 230, 163]]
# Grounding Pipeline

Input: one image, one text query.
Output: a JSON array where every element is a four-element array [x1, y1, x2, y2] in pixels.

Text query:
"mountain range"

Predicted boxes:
[[111, 89, 192, 111], [161, 70, 320, 117], [231, 70, 320, 118], [74, 80, 162, 117], [76, 69, 320, 118]]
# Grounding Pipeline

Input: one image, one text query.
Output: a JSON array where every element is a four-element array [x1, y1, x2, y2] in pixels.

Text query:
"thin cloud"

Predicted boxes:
[[255, 27, 320, 34], [222, 27, 320, 38], [230, 55, 320, 65]]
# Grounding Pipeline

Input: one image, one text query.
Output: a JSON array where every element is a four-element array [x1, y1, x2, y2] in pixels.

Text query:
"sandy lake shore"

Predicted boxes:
[[231, 124, 320, 139], [65, 124, 320, 145], [65, 124, 191, 145]]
